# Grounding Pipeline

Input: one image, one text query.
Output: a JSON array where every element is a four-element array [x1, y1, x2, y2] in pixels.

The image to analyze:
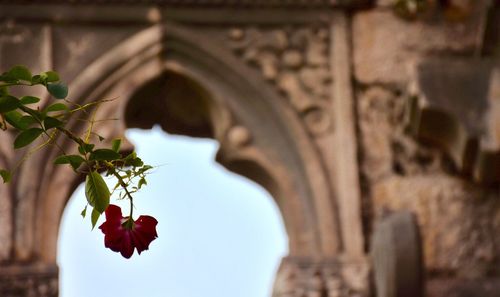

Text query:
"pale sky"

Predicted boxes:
[[57, 127, 288, 297]]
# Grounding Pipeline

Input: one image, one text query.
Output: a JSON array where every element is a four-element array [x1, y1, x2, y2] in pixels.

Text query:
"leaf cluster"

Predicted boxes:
[[0, 65, 152, 229]]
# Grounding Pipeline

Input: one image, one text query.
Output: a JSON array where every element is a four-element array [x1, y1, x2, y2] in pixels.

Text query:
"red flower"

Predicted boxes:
[[99, 204, 158, 259]]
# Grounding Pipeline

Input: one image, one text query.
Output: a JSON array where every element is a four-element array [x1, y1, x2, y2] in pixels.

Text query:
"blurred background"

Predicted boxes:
[[0, 1, 499, 297]]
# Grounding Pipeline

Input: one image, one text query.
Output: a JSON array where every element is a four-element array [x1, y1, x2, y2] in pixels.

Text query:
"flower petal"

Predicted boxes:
[[104, 204, 123, 222], [119, 231, 134, 259], [98, 205, 158, 259]]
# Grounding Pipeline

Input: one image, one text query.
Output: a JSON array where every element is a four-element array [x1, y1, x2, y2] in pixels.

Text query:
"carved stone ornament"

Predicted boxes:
[[273, 257, 369, 297], [226, 26, 333, 136]]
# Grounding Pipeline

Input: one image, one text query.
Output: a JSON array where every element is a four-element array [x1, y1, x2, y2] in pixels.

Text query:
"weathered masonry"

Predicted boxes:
[[0, 1, 499, 296]]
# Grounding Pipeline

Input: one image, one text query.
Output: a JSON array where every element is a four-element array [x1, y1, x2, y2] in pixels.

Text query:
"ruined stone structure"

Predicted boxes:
[[0, 0, 499, 296]]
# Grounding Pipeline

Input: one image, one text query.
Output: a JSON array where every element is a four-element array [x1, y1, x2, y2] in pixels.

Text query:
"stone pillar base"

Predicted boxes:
[[0, 263, 58, 297], [272, 256, 370, 297]]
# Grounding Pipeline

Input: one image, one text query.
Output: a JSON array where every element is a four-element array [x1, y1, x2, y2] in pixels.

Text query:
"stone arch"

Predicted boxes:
[[22, 24, 340, 262], [12, 22, 343, 294]]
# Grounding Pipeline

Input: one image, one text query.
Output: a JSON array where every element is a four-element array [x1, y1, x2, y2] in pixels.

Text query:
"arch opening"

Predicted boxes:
[[57, 127, 289, 297], [124, 70, 214, 139], [50, 22, 335, 297], [58, 66, 290, 297]]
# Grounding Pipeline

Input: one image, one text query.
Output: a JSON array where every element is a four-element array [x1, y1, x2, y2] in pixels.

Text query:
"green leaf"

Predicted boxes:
[[31, 75, 42, 85], [0, 95, 20, 113], [45, 103, 68, 113], [44, 71, 60, 82], [85, 171, 110, 214], [89, 149, 121, 161], [4, 111, 28, 130], [14, 128, 43, 149], [23, 108, 45, 121], [44, 116, 63, 130], [138, 177, 147, 189], [78, 143, 95, 154], [8, 65, 32, 82], [0, 87, 8, 96], [0, 169, 11, 183], [20, 96, 40, 105], [81, 205, 87, 218], [124, 152, 143, 167], [91, 207, 101, 230], [111, 138, 122, 152], [47, 82, 68, 99], [19, 115, 36, 127], [0, 73, 17, 83], [54, 154, 86, 170], [137, 165, 154, 175]]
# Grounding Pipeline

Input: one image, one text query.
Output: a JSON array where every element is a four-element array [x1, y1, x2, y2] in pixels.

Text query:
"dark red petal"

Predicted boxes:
[[100, 208, 158, 259], [135, 215, 158, 237], [120, 231, 134, 259], [104, 204, 123, 222], [131, 231, 149, 254], [104, 234, 123, 252], [132, 215, 158, 254]]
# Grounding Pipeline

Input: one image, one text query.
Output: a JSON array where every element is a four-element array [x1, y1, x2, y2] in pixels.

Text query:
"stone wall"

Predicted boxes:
[[353, 1, 500, 295], [0, 1, 499, 296]]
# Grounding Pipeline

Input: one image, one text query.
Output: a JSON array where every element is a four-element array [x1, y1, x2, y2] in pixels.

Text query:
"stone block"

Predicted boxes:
[[372, 175, 500, 278], [353, 7, 488, 84], [52, 24, 145, 83], [0, 21, 47, 73], [415, 58, 493, 137]]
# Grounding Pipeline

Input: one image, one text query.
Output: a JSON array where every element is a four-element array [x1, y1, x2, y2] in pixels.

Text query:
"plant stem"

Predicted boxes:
[[55, 126, 86, 148], [105, 163, 134, 220]]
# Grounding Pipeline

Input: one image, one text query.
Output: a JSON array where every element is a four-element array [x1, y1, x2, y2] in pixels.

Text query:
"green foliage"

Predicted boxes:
[[20, 96, 40, 105], [91, 207, 101, 229], [45, 102, 68, 113], [111, 138, 121, 152], [19, 115, 37, 127], [81, 205, 88, 218], [7, 65, 32, 82], [14, 128, 43, 149], [44, 71, 60, 82], [0, 65, 153, 231], [85, 171, 110, 214], [54, 154, 86, 171], [4, 111, 29, 130], [44, 116, 63, 130], [90, 149, 121, 161], [78, 143, 95, 154], [0, 169, 11, 183], [0, 95, 20, 113], [47, 82, 68, 99]]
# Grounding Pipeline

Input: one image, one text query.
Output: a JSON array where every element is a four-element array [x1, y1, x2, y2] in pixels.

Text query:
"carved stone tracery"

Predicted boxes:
[[226, 26, 333, 136]]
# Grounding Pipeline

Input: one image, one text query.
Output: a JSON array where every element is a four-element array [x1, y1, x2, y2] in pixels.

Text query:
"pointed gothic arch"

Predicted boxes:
[[19, 21, 333, 266], [4, 17, 367, 297]]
